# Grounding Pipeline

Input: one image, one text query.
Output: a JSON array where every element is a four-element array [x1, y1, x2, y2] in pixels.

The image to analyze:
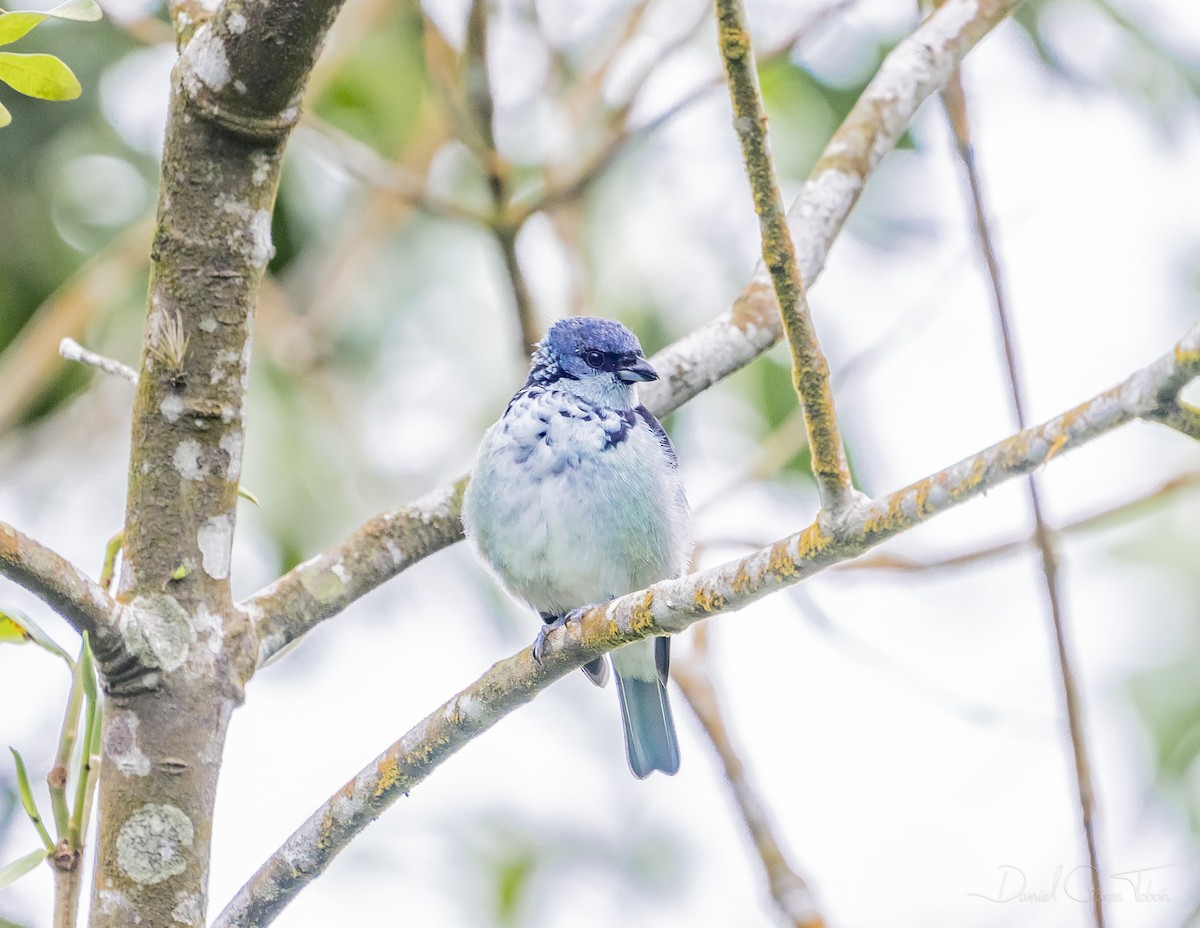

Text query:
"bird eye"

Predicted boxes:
[[582, 349, 605, 369]]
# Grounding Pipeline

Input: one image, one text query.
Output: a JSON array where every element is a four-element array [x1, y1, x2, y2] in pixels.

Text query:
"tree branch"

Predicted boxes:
[[939, 59, 1104, 925], [244, 0, 1029, 665], [715, 0, 853, 514], [59, 338, 138, 385], [0, 523, 121, 657], [87, 0, 352, 921], [1151, 401, 1200, 440], [674, 634, 825, 928], [839, 470, 1200, 573], [216, 320, 1200, 928], [465, 0, 541, 357], [247, 480, 467, 667]]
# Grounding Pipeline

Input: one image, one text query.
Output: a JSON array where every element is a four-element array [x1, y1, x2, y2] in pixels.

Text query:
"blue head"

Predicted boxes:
[[528, 317, 658, 407]]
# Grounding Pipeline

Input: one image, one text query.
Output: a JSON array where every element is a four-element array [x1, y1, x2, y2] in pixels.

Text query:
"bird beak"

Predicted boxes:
[[616, 356, 658, 383]]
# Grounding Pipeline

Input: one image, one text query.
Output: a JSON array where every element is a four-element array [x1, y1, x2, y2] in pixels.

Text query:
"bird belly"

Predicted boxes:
[[465, 426, 682, 615]]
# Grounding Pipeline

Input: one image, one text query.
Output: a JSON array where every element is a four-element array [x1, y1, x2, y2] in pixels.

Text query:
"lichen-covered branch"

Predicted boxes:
[[88, 0, 350, 923], [215, 321, 1200, 928], [841, 470, 1200, 573], [674, 638, 825, 928], [245, 0, 1026, 664], [1153, 401, 1200, 440], [247, 480, 466, 666], [714, 0, 852, 514]]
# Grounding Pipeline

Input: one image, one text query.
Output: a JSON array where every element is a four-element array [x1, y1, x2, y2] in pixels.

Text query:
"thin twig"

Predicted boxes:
[[512, 0, 857, 225], [792, 587, 1051, 735], [218, 318, 1200, 928], [840, 470, 1200, 573], [300, 118, 487, 224], [1152, 401, 1200, 440], [0, 523, 121, 655], [714, 0, 854, 514], [58, 338, 138, 385], [466, 0, 540, 356], [0, 218, 151, 432], [674, 629, 825, 928], [53, 863, 83, 928], [511, 80, 721, 222], [940, 62, 1105, 927]]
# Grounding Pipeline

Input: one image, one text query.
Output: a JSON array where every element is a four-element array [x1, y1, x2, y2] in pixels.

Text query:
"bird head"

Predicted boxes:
[[527, 317, 658, 407]]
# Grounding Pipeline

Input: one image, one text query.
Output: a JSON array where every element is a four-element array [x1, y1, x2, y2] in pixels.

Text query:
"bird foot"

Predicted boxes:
[[532, 606, 588, 665]]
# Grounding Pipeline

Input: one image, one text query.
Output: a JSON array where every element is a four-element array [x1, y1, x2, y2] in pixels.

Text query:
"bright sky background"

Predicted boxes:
[[2, 0, 1200, 926]]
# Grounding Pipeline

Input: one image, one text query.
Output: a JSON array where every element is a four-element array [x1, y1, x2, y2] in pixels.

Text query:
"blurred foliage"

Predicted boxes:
[[1013, 0, 1200, 132], [451, 815, 685, 927], [309, 3, 428, 157], [0, 1, 1197, 919], [1116, 511, 1200, 833]]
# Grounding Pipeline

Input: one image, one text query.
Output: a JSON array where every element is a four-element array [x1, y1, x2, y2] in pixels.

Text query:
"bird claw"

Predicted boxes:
[[532, 606, 588, 665]]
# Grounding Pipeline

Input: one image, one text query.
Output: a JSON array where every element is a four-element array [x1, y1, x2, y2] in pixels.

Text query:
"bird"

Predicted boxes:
[[462, 316, 691, 778]]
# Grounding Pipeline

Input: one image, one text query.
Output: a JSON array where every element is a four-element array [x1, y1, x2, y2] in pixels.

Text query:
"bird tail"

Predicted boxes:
[[614, 671, 680, 779]]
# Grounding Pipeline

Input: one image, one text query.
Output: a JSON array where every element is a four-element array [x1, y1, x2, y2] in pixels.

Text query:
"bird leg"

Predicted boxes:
[[533, 611, 571, 664], [533, 604, 612, 688]]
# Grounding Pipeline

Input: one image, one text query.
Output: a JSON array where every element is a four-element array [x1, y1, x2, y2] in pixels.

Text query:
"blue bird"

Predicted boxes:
[[462, 317, 692, 778]]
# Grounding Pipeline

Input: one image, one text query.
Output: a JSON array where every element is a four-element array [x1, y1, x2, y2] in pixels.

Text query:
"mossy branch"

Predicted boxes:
[[714, 0, 852, 514]]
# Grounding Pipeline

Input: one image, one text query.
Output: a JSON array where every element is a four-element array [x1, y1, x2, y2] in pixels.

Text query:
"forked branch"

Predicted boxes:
[[215, 320, 1200, 928], [244, 0, 1032, 666]]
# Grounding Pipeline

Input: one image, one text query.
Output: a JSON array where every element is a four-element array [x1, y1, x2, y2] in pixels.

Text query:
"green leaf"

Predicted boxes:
[[0, 98, 9, 126], [0, 847, 48, 889], [0, 0, 100, 48], [44, 0, 103, 22], [0, 607, 73, 666], [9, 748, 54, 851], [0, 12, 48, 47], [0, 51, 81, 100], [78, 633, 97, 704]]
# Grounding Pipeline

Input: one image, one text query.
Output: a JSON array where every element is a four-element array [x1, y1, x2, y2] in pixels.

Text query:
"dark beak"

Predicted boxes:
[[616, 356, 658, 383]]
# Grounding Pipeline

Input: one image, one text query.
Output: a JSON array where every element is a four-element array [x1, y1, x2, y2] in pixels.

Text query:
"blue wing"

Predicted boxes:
[[635, 405, 678, 469]]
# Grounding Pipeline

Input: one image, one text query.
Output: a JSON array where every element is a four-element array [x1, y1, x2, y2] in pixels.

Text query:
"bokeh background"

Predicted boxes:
[[2, 0, 1200, 925]]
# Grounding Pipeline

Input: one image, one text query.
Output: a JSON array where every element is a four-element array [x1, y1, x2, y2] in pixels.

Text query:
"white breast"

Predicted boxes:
[[462, 387, 691, 616]]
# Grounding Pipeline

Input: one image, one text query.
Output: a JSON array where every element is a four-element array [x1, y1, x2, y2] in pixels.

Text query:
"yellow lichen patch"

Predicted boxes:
[[316, 810, 336, 851], [1047, 402, 1097, 453], [1044, 433, 1069, 464], [766, 526, 832, 581], [629, 590, 656, 633], [373, 755, 401, 799], [731, 562, 754, 596], [719, 25, 749, 60], [794, 522, 831, 560], [958, 453, 990, 497], [693, 587, 726, 614], [861, 492, 908, 537]]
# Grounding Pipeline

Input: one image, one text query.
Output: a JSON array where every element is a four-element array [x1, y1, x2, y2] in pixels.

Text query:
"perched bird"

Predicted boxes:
[[462, 317, 691, 778]]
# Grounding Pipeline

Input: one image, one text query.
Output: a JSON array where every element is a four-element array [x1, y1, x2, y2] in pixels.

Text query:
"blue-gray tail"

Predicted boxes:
[[614, 672, 680, 778]]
